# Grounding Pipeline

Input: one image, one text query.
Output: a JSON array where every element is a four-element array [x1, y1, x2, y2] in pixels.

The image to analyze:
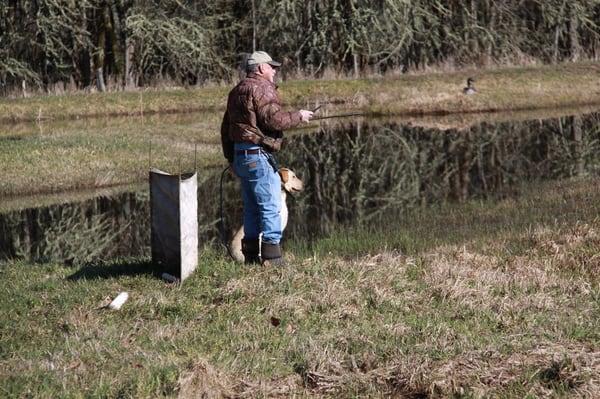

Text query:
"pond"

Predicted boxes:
[[1, 110, 599, 264]]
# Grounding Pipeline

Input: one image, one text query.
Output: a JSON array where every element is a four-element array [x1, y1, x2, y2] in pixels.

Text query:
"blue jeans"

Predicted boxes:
[[233, 143, 282, 244]]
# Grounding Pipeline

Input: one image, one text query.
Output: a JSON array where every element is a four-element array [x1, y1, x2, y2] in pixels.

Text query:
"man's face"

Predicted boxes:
[[260, 63, 276, 82]]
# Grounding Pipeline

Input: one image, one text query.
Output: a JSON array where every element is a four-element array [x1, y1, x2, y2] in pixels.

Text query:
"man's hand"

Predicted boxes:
[[228, 163, 237, 178], [299, 109, 314, 123]]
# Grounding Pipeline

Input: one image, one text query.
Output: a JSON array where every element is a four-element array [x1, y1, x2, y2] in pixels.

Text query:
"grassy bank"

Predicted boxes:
[[0, 113, 223, 197], [1, 62, 600, 124], [1, 177, 598, 397]]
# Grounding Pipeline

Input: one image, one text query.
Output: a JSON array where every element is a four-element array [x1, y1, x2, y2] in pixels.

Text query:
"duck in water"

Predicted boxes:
[[463, 77, 476, 95]]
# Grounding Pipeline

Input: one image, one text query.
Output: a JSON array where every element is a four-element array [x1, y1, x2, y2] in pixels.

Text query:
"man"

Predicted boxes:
[[220, 51, 313, 265]]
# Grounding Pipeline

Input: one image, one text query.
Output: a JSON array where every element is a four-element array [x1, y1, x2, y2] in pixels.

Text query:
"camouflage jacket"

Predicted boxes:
[[220, 73, 302, 163]]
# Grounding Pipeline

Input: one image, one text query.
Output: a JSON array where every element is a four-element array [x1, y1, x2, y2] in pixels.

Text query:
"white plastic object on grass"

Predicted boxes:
[[108, 292, 129, 310]]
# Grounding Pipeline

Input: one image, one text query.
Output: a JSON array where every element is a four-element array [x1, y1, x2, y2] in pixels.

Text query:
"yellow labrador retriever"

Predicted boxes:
[[230, 168, 304, 262]]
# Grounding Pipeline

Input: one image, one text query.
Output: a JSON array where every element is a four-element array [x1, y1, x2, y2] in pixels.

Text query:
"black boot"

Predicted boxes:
[[241, 238, 261, 265], [261, 242, 285, 266]]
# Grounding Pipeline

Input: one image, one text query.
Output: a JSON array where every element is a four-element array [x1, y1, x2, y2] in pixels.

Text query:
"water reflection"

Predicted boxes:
[[0, 191, 149, 263], [1, 112, 598, 263], [279, 113, 599, 236]]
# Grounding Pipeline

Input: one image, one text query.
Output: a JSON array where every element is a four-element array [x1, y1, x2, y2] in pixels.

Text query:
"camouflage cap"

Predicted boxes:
[[246, 51, 281, 67]]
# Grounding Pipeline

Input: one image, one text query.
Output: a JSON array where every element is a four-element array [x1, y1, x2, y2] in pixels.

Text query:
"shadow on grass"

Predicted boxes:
[[67, 258, 163, 280]]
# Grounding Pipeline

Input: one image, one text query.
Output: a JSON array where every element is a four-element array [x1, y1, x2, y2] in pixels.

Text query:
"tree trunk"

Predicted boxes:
[[486, 0, 496, 64], [470, 0, 479, 56], [94, 1, 107, 90], [125, 38, 135, 88], [251, 0, 256, 52], [553, 26, 560, 63], [570, 115, 584, 176], [568, 4, 581, 61], [96, 68, 106, 92]]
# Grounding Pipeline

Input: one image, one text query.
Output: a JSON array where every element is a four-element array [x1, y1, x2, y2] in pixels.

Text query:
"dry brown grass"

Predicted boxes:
[[211, 179, 599, 397], [169, 230, 598, 397], [177, 359, 235, 398], [177, 216, 599, 397], [178, 359, 304, 398]]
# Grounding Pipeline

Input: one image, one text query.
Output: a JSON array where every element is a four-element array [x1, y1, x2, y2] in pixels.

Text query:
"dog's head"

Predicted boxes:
[[279, 168, 304, 193]]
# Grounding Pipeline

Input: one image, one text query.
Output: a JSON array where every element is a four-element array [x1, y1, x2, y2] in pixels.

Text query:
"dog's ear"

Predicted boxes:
[[279, 168, 290, 184]]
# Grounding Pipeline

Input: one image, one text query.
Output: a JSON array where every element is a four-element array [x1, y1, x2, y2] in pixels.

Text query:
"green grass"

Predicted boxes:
[[1, 177, 598, 397], [0, 113, 222, 197], [0, 86, 228, 124]]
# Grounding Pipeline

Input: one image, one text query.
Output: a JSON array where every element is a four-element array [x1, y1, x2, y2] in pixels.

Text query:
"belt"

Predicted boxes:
[[236, 148, 261, 155]]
